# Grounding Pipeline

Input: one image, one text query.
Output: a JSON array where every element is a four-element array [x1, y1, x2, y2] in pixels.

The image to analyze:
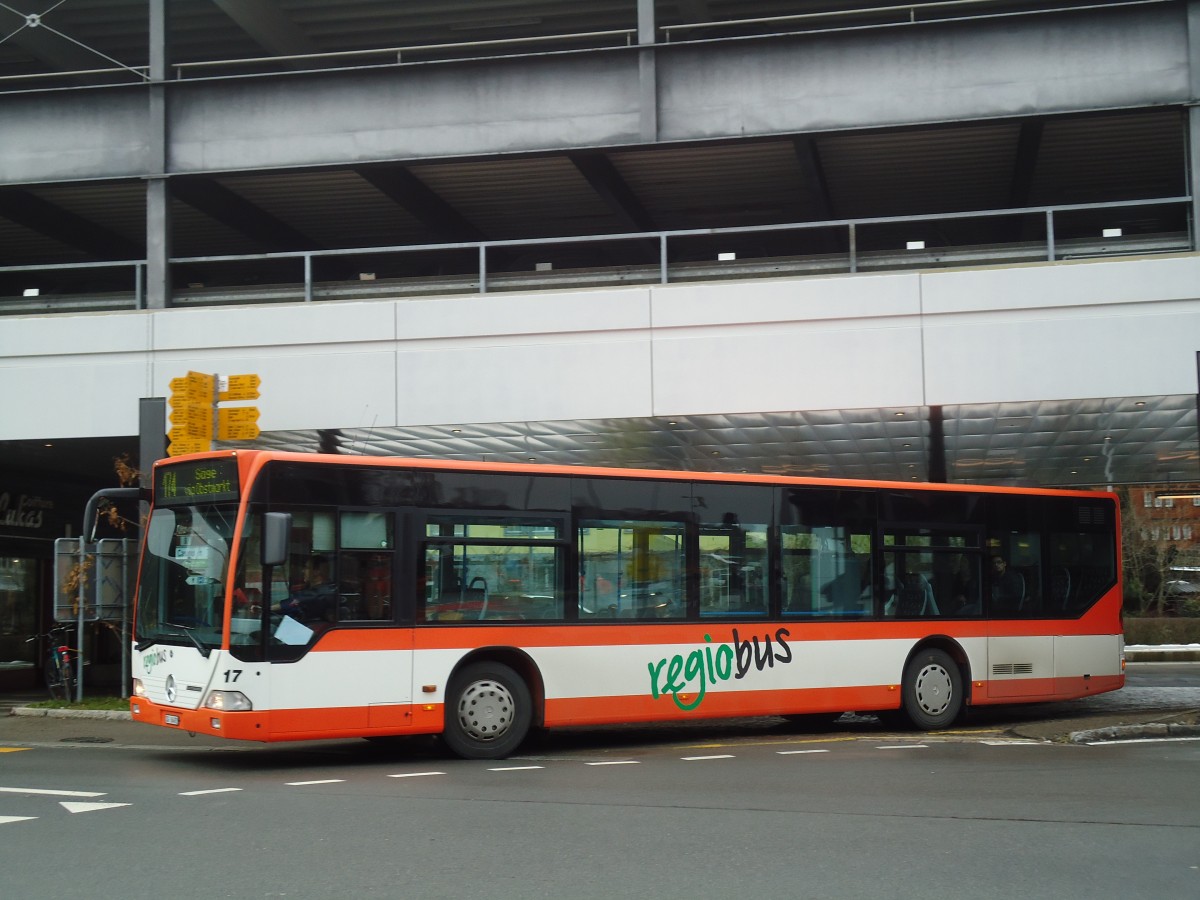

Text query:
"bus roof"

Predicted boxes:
[[156, 448, 1116, 500]]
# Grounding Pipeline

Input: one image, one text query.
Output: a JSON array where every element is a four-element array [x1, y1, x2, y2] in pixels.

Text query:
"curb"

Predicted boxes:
[[1069, 722, 1200, 744], [1124, 648, 1200, 662], [10, 706, 133, 721]]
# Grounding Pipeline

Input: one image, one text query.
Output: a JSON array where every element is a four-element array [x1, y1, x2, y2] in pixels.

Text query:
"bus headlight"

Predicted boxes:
[[203, 691, 252, 712], [131, 678, 146, 698]]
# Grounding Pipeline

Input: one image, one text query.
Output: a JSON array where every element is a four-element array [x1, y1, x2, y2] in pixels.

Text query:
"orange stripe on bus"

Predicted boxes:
[[543, 685, 900, 726]]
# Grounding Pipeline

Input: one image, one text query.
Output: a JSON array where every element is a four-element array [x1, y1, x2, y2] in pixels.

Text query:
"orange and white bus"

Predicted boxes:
[[130, 450, 1124, 758]]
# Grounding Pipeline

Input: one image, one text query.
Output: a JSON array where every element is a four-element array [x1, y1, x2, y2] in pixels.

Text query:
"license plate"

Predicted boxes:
[[164, 713, 180, 726]]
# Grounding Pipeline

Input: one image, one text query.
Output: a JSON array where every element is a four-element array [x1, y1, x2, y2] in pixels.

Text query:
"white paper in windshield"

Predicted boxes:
[[274, 615, 313, 646]]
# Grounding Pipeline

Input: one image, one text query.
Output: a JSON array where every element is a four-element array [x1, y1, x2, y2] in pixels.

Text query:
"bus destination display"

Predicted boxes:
[[155, 457, 240, 505]]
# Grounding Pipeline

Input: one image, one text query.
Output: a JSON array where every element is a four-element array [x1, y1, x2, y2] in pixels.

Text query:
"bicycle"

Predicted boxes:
[[26, 625, 79, 702]]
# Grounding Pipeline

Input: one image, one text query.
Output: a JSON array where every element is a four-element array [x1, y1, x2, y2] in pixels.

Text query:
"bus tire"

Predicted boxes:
[[901, 648, 962, 730], [443, 661, 532, 760]]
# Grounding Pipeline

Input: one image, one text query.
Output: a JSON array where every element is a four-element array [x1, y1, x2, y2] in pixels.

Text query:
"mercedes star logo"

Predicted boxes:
[[165, 674, 177, 703]]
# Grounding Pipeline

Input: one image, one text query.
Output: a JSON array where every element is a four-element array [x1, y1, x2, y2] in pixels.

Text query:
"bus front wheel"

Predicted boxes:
[[901, 648, 963, 730], [443, 661, 532, 760]]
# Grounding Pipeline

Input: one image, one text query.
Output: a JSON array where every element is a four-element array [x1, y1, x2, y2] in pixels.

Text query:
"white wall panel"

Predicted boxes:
[[0, 359, 149, 439], [395, 338, 654, 425], [0, 310, 152, 358], [393, 288, 651, 341], [2, 254, 1198, 441], [925, 300, 1200, 405], [389, 288, 655, 424], [0, 312, 153, 439], [922, 255, 1200, 404], [921, 254, 1200, 315], [151, 348, 397, 434], [150, 299, 397, 350], [651, 319, 926, 415], [651, 273, 920, 327], [650, 273, 925, 414]]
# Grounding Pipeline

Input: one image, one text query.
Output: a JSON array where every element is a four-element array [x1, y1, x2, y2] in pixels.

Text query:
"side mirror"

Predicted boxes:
[[261, 512, 292, 567]]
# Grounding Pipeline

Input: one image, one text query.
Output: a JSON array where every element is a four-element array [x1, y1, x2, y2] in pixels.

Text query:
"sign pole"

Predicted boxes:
[[75, 534, 86, 701]]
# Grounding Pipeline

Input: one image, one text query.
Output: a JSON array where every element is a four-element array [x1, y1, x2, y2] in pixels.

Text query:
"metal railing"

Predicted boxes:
[[172, 29, 639, 78], [0, 30, 639, 90], [659, 0, 1166, 39], [0, 196, 1189, 315], [0, 1, 1165, 90]]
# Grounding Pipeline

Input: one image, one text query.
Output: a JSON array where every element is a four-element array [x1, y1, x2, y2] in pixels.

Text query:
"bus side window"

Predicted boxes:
[[578, 521, 685, 620], [337, 551, 392, 621], [883, 552, 941, 617], [699, 525, 768, 617], [783, 527, 872, 617], [421, 516, 565, 622]]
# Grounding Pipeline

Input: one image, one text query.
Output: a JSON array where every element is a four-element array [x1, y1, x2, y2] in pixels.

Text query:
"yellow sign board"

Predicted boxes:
[[169, 405, 209, 424], [170, 371, 216, 410], [218, 422, 261, 441], [187, 370, 215, 397], [169, 406, 213, 439], [217, 406, 260, 441], [219, 406, 259, 425], [220, 373, 261, 402], [167, 436, 210, 457], [168, 391, 201, 410], [168, 370, 262, 445]]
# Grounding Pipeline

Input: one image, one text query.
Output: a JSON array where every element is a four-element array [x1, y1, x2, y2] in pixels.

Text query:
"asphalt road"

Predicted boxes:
[[1, 663, 1198, 899], [1, 710, 1198, 899]]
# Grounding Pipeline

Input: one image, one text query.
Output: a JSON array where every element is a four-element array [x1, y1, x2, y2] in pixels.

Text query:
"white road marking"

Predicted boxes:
[[180, 788, 244, 796], [585, 760, 641, 766], [876, 744, 928, 750], [777, 749, 830, 755], [285, 779, 345, 786], [0, 816, 37, 825], [387, 772, 446, 778], [60, 801, 130, 814], [0, 786, 105, 797], [487, 765, 544, 772], [681, 754, 735, 761]]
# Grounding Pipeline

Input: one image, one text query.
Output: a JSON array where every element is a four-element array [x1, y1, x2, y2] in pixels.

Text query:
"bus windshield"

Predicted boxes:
[[135, 502, 238, 652]]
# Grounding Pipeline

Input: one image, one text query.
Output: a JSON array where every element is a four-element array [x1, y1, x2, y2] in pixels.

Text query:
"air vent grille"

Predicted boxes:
[[992, 663, 1034, 676]]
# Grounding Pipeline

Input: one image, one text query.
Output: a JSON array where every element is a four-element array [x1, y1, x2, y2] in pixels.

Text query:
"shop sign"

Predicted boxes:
[[0, 490, 53, 532]]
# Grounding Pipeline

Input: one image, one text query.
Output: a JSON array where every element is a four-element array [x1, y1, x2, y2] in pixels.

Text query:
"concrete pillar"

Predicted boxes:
[[637, 0, 657, 143], [1189, 2, 1200, 251], [145, 0, 170, 309]]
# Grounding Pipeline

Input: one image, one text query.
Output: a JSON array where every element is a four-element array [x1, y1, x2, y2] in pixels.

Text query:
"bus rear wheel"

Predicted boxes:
[[443, 661, 532, 760], [901, 648, 963, 730]]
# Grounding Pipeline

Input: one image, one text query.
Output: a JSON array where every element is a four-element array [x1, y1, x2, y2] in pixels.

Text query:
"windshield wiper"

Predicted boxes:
[[138, 622, 212, 658]]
